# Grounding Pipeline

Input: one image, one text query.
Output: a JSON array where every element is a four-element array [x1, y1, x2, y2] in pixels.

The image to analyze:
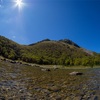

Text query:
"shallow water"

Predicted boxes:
[[0, 60, 100, 99]]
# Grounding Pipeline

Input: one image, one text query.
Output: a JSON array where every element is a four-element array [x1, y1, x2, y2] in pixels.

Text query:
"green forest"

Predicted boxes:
[[0, 36, 100, 67]]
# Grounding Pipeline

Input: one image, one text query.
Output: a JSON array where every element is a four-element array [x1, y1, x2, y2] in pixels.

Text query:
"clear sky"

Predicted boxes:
[[0, 0, 100, 53]]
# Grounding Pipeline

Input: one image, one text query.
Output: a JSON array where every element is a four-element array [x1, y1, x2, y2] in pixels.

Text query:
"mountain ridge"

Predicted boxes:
[[0, 35, 100, 66], [29, 38, 80, 48]]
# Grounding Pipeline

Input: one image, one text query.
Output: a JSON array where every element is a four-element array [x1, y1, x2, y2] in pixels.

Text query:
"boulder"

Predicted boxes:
[[53, 66, 58, 70], [41, 68, 51, 72], [69, 71, 83, 75], [10, 61, 16, 64]]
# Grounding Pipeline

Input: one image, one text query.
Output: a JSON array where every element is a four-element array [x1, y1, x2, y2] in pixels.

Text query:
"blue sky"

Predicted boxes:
[[0, 0, 100, 53]]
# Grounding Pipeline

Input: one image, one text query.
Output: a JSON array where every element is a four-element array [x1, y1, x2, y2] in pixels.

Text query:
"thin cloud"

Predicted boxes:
[[12, 35, 16, 39], [0, 0, 2, 7]]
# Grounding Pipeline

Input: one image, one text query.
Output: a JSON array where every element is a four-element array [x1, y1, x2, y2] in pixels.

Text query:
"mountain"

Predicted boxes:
[[0, 35, 100, 66], [0, 36, 21, 59]]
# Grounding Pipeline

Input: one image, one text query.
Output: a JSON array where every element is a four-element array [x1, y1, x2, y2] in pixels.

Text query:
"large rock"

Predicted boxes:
[[69, 71, 83, 75], [41, 68, 51, 72]]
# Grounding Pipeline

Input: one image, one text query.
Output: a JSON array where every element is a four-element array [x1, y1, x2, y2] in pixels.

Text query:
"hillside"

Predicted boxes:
[[0, 36, 21, 59], [0, 35, 100, 66]]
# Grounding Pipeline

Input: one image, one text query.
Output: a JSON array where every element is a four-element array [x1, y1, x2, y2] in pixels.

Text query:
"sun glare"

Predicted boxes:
[[16, 0, 22, 7], [14, 0, 25, 11]]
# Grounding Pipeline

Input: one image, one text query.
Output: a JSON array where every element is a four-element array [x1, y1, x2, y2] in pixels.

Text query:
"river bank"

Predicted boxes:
[[0, 60, 100, 100]]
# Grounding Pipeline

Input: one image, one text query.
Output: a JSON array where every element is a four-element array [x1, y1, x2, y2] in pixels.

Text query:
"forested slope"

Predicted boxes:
[[0, 35, 100, 66]]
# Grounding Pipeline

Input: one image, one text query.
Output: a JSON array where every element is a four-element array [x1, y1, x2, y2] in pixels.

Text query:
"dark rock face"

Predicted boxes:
[[59, 39, 80, 48]]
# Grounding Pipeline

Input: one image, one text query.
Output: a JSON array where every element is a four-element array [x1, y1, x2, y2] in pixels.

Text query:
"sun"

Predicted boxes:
[[14, 0, 25, 11], [16, 0, 22, 7]]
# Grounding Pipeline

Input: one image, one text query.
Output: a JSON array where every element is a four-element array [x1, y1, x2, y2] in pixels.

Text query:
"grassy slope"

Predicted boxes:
[[29, 41, 91, 58]]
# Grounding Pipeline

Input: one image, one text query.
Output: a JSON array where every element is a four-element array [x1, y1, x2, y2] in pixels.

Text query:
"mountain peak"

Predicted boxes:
[[29, 38, 80, 48], [59, 39, 80, 48]]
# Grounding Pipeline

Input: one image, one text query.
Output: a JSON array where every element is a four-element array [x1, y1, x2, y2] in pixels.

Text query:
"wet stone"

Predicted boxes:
[[65, 97, 72, 100], [48, 86, 61, 92], [90, 95, 99, 100], [0, 97, 5, 100], [74, 96, 82, 100]]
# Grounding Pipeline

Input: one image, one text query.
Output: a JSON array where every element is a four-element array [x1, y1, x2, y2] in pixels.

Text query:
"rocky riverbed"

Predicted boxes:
[[0, 60, 100, 100]]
